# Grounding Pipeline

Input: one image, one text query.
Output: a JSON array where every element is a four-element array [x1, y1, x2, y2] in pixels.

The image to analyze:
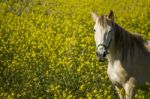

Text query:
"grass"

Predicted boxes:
[[0, 0, 150, 98]]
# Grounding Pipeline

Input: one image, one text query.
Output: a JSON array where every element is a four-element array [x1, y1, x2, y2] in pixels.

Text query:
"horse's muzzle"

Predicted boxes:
[[96, 51, 106, 62]]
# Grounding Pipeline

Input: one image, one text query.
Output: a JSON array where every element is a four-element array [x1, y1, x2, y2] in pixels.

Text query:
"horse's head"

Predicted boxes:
[[92, 10, 114, 62]]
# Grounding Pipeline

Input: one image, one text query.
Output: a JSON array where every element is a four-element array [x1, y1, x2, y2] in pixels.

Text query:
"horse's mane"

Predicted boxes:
[[114, 23, 148, 61]]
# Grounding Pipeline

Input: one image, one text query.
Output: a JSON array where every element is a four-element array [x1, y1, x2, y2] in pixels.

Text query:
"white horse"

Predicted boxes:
[[92, 11, 150, 99]]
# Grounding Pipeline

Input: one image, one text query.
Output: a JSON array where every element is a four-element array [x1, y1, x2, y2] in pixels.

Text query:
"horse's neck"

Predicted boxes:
[[107, 48, 123, 64], [108, 24, 150, 65], [107, 41, 122, 64], [108, 24, 139, 65]]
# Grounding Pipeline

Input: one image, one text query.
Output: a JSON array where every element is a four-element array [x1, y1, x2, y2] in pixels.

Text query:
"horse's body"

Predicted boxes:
[[107, 25, 150, 99], [92, 11, 150, 99]]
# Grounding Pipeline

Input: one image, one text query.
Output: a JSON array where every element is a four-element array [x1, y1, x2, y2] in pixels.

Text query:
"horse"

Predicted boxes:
[[91, 10, 150, 99]]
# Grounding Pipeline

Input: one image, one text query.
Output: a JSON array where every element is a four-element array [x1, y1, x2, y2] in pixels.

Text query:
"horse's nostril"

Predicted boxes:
[[103, 52, 106, 57]]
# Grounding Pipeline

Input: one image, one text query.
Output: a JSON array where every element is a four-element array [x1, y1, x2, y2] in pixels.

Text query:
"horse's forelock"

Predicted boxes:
[[98, 15, 113, 28], [98, 15, 108, 27]]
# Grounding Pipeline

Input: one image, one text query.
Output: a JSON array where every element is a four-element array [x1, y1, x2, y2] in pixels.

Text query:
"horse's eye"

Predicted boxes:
[[94, 29, 96, 32]]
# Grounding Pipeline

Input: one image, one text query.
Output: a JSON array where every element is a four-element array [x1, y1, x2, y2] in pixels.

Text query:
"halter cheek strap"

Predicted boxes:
[[97, 30, 113, 55]]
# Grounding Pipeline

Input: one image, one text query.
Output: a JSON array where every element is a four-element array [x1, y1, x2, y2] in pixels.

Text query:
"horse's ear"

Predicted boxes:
[[108, 10, 114, 20], [91, 12, 98, 22]]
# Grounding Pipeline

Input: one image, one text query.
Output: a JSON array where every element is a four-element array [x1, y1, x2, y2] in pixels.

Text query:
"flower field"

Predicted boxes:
[[0, 0, 150, 99]]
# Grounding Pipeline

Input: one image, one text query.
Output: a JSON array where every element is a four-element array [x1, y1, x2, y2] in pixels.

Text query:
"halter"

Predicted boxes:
[[97, 30, 113, 55]]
